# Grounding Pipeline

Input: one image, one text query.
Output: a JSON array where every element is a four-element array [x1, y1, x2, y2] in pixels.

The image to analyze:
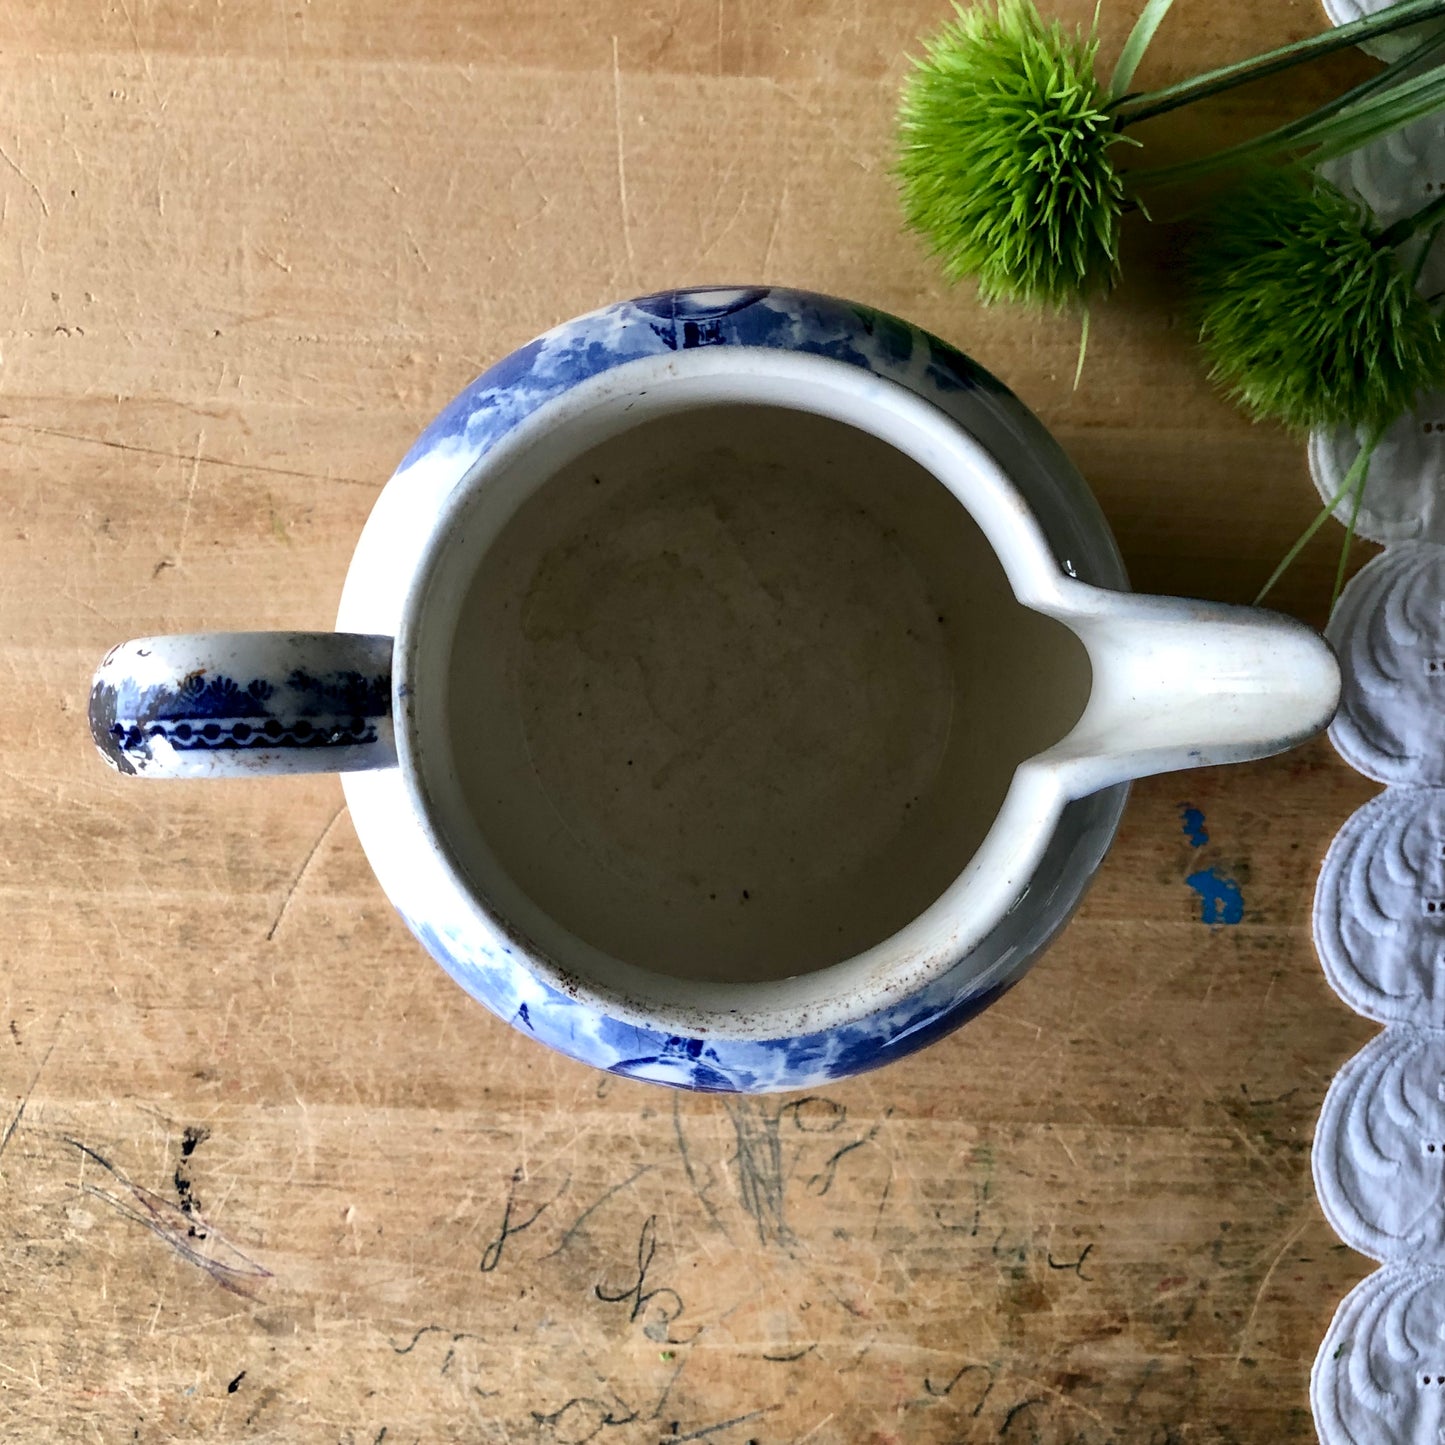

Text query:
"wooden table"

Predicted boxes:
[[0, 2, 1385, 1438]]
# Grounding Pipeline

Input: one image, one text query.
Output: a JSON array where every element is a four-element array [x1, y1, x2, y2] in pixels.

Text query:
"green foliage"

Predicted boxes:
[[1191, 169, 1445, 432], [896, 0, 1125, 308]]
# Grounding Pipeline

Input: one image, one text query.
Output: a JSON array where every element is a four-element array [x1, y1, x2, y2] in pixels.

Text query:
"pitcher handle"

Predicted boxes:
[[89, 632, 397, 778], [1036, 583, 1341, 797]]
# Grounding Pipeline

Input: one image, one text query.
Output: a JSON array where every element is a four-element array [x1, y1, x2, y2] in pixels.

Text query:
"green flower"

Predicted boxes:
[[1191, 169, 1445, 433], [897, 0, 1125, 308]]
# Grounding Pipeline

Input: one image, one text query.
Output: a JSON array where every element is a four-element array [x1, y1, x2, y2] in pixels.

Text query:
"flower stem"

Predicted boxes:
[[1110, 0, 1178, 97], [1073, 306, 1091, 389], [1127, 57, 1445, 193], [1112, 0, 1445, 126], [1254, 439, 1377, 604], [1330, 431, 1380, 612], [1375, 186, 1445, 247], [1409, 218, 1445, 279], [1302, 58, 1445, 162], [1284, 21, 1445, 155]]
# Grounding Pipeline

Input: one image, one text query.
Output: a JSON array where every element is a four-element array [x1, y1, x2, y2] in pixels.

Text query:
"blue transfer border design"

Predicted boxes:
[[107, 715, 379, 753], [92, 667, 390, 774]]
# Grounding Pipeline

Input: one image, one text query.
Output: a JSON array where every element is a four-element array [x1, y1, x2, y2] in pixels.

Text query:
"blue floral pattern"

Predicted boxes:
[[396, 286, 1001, 475], [399, 914, 1016, 1093]]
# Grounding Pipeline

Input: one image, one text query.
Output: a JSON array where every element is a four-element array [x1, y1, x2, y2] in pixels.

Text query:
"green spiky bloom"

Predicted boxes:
[[1192, 169, 1445, 433], [897, 0, 1124, 308]]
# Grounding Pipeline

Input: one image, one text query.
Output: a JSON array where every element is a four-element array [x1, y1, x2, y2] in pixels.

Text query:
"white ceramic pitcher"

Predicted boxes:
[[90, 287, 1338, 1092]]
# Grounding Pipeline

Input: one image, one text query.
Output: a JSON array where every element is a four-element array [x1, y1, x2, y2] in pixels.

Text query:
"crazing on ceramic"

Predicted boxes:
[[89, 286, 1340, 1091]]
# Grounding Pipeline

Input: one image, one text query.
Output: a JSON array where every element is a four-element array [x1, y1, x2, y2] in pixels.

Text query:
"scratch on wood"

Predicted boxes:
[[995, 1366, 1107, 1428], [541, 1164, 652, 1259], [1053, 1129, 1080, 1170], [175, 428, 205, 566], [1220, 1124, 1291, 1208], [1234, 1214, 1311, 1366], [65, 1137, 272, 1295], [0, 421, 375, 487], [760, 180, 788, 278], [649, 1356, 687, 1422], [725, 1099, 791, 1247], [671, 1406, 777, 1442], [0, 1029, 62, 1165], [266, 804, 347, 942], [1000, 1397, 1048, 1435], [116, 0, 168, 113], [0, 141, 49, 217], [793, 1413, 834, 1444], [761, 1343, 815, 1362], [806, 1109, 891, 1196], [870, 1166, 893, 1241], [672, 1096, 731, 1240], [610, 35, 637, 287]]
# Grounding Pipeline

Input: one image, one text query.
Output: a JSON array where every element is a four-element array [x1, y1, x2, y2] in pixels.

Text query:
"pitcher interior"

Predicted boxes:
[[435, 402, 1090, 985]]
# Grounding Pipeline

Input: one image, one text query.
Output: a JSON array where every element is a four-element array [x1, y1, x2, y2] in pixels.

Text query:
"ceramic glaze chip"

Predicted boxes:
[[1327, 543, 1445, 784], [1314, 1028, 1445, 1263]]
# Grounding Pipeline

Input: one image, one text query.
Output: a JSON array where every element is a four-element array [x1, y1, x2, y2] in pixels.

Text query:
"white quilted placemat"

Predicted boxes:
[[1313, 1263, 1445, 1442], [1315, 787, 1445, 1025], [1326, 543, 1445, 784], [1314, 1028, 1445, 1261]]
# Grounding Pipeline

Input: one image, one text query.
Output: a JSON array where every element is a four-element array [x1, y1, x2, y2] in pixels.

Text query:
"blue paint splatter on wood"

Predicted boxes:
[[1186, 868, 1244, 926], [1180, 805, 1208, 847]]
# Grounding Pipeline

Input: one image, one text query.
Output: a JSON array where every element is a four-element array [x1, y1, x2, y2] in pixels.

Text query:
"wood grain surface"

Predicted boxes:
[[0, 2, 1387, 1439]]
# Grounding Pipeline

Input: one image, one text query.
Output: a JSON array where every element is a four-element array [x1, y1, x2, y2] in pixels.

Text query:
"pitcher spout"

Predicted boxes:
[[1033, 582, 1341, 797]]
